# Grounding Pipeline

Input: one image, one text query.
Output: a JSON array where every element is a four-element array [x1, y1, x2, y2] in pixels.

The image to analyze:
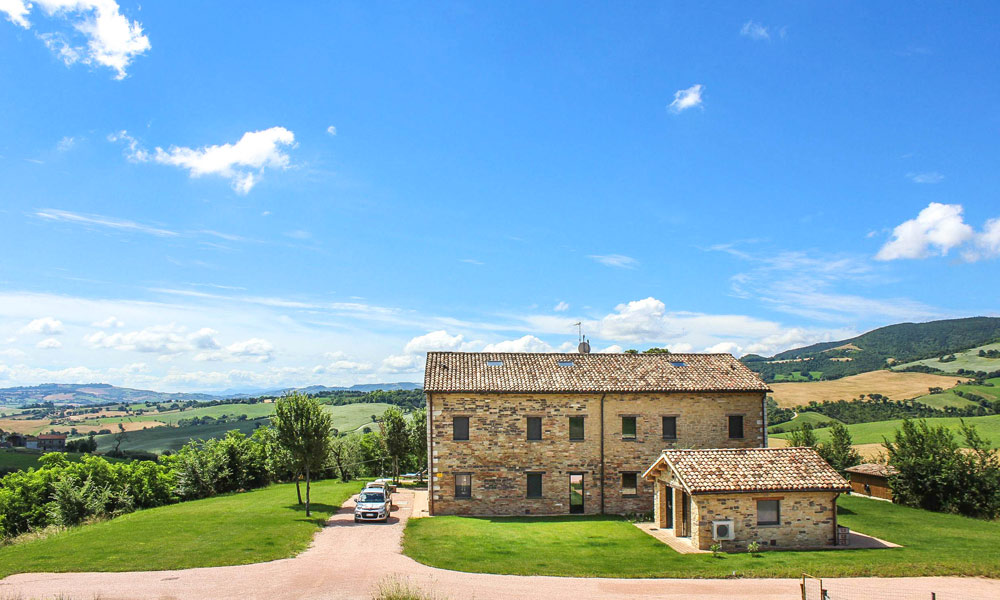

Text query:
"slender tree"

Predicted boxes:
[[329, 433, 361, 482], [273, 392, 333, 516], [786, 422, 818, 448], [818, 422, 861, 476], [408, 408, 428, 482], [379, 406, 409, 484]]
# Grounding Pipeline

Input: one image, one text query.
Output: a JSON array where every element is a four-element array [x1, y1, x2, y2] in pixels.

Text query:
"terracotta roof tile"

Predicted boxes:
[[424, 352, 770, 393], [38, 434, 66, 440], [845, 463, 897, 477], [649, 447, 850, 494]]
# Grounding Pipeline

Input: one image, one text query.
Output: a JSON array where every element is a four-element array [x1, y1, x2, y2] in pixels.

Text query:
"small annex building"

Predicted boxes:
[[643, 447, 851, 551], [845, 463, 896, 501]]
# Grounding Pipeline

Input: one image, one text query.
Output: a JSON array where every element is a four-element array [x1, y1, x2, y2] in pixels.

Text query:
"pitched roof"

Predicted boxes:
[[423, 352, 769, 393], [643, 447, 850, 494], [845, 463, 897, 477], [38, 434, 66, 440]]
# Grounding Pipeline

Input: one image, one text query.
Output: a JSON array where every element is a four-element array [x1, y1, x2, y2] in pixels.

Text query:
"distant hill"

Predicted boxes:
[[0, 381, 423, 406], [0, 383, 218, 406], [743, 317, 1000, 382]]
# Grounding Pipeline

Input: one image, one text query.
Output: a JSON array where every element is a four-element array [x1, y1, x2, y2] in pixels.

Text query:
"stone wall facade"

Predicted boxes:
[[427, 391, 766, 516], [692, 491, 840, 550]]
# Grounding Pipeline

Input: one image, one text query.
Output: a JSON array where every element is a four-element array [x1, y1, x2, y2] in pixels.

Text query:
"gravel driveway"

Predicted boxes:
[[1, 490, 997, 600]]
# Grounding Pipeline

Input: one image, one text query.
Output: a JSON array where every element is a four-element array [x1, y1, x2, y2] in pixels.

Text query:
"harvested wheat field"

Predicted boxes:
[[770, 370, 968, 408], [769, 437, 886, 460]]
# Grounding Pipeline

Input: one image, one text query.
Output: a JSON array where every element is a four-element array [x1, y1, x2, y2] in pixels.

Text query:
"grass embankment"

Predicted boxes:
[[770, 414, 1000, 447], [0, 478, 363, 579], [403, 495, 1000, 578]]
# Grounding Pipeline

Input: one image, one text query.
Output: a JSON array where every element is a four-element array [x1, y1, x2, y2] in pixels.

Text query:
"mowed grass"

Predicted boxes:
[[894, 342, 1000, 374], [0, 478, 364, 579], [767, 411, 841, 433], [770, 414, 1000, 447], [769, 371, 969, 408], [403, 495, 1000, 578]]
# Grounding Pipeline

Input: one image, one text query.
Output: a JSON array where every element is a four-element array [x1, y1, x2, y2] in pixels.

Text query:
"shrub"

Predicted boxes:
[[373, 577, 444, 600]]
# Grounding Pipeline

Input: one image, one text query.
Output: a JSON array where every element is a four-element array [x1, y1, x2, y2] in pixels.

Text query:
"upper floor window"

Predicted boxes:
[[622, 416, 637, 440], [453, 416, 470, 441], [662, 416, 677, 440], [527, 416, 542, 441], [728, 415, 744, 439], [569, 416, 585, 441]]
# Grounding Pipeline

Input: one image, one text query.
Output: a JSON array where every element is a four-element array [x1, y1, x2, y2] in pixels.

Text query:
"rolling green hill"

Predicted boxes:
[[893, 342, 1000, 374], [770, 414, 1000, 448], [743, 317, 1000, 382], [0, 383, 218, 406], [767, 411, 842, 433]]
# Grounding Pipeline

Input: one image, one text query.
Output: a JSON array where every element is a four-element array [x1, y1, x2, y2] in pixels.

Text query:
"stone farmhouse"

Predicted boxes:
[[643, 447, 851, 550], [423, 351, 771, 516]]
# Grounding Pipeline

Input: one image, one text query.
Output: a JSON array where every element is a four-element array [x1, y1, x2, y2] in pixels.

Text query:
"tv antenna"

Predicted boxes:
[[573, 322, 583, 343]]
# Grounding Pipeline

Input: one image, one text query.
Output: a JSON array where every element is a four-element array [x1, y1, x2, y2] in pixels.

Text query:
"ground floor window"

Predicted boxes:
[[621, 472, 638, 495], [757, 499, 780, 525], [527, 472, 542, 498], [455, 473, 472, 498]]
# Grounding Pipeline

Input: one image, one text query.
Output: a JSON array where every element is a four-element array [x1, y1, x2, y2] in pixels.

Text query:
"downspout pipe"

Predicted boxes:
[[600, 392, 606, 515], [426, 391, 434, 516]]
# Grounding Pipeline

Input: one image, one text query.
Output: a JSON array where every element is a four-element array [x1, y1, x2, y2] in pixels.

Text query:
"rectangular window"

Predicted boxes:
[[527, 473, 542, 498], [622, 416, 637, 440], [757, 499, 780, 525], [728, 415, 744, 439], [527, 416, 542, 441], [569, 416, 585, 441], [621, 472, 638, 495], [662, 416, 677, 439], [455, 473, 472, 498], [453, 416, 469, 441]]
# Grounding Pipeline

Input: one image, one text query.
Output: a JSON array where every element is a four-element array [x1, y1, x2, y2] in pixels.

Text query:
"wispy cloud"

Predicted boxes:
[[588, 254, 639, 269], [906, 171, 944, 184], [553, 301, 569, 312], [460, 258, 484, 265], [740, 20, 770, 41], [36, 208, 179, 237], [668, 84, 704, 113], [326, 125, 337, 136], [2, 0, 150, 79], [56, 136, 75, 152]]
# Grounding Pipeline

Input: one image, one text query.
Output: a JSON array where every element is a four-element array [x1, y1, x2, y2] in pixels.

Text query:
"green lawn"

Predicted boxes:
[[770, 414, 1000, 447], [0, 478, 363, 579], [768, 411, 841, 433], [894, 342, 1000, 374], [403, 495, 1000, 578]]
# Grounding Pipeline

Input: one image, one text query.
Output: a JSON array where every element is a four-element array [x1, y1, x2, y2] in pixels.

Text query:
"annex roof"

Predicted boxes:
[[845, 463, 897, 478], [423, 352, 770, 393], [643, 447, 850, 494]]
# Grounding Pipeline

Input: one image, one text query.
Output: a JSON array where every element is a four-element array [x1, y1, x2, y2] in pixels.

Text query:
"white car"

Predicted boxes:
[[354, 488, 392, 523]]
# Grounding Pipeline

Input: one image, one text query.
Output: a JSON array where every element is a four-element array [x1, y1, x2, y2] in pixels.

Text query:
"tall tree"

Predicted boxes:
[[408, 408, 428, 482], [786, 422, 818, 448], [379, 406, 409, 483], [817, 422, 861, 476], [273, 392, 333, 516], [329, 433, 361, 482]]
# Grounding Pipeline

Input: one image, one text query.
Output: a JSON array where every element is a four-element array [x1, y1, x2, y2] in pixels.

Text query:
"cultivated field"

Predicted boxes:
[[769, 370, 968, 408], [767, 411, 841, 433], [893, 342, 1000, 373]]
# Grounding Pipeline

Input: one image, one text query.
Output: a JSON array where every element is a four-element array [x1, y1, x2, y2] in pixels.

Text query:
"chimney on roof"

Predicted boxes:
[[578, 336, 591, 354]]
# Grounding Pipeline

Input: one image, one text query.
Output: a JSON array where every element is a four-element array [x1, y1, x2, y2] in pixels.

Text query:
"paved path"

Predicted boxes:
[[2, 490, 998, 600]]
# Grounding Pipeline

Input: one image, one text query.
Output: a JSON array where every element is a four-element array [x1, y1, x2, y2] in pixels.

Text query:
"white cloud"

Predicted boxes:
[[876, 203, 975, 260], [6, 0, 151, 79], [19, 317, 64, 335], [56, 135, 76, 152], [0, 348, 26, 358], [0, 0, 30, 27], [588, 254, 638, 269], [381, 353, 421, 374], [704, 341, 741, 354], [907, 171, 944, 184], [964, 218, 1000, 262], [36, 337, 62, 349], [460, 258, 484, 265], [37, 208, 178, 237], [740, 20, 770, 41], [596, 344, 623, 354], [85, 324, 219, 354], [108, 130, 150, 162], [149, 127, 296, 194], [482, 335, 554, 353], [596, 298, 673, 342], [91, 316, 124, 328], [554, 301, 570, 312], [403, 330, 467, 354], [668, 84, 704, 113], [285, 229, 311, 240], [195, 338, 275, 363], [326, 125, 337, 136]]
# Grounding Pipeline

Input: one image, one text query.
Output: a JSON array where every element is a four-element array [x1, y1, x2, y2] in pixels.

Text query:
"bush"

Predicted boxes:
[[373, 577, 444, 600]]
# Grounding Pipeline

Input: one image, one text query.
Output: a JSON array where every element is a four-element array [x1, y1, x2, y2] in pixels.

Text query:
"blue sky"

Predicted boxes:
[[1, 2, 998, 392]]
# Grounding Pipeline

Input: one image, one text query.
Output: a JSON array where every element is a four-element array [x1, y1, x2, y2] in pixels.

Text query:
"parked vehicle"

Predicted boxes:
[[354, 488, 392, 523]]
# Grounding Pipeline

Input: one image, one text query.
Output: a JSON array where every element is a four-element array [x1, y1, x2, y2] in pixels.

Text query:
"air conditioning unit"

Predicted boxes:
[[712, 520, 735, 541]]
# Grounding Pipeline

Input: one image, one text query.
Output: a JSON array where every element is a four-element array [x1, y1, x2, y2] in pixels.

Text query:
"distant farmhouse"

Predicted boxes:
[[423, 349, 770, 516]]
